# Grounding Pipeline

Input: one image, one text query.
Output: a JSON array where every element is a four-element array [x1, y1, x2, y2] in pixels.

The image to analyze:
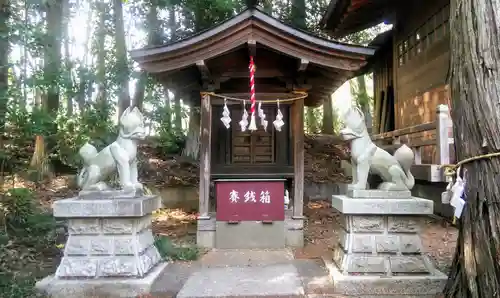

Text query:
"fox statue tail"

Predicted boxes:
[[79, 143, 98, 165], [393, 144, 415, 189], [77, 168, 88, 189], [77, 143, 98, 189]]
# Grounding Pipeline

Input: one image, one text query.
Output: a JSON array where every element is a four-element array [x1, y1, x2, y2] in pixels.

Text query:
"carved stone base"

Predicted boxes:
[[196, 211, 304, 249], [327, 194, 447, 296], [78, 188, 144, 200], [35, 263, 167, 298], [36, 195, 166, 297]]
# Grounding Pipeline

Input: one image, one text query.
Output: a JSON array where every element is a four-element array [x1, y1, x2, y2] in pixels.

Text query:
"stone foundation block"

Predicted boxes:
[[347, 189, 412, 199], [215, 221, 286, 249], [36, 263, 168, 298], [324, 257, 447, 297], [37, 195, 167, 297], [327, 194, 446, 296], [197, 211, 304, 249], [196, 215, 216, 248], [332, 195, 434, 215], [285, 214, 304, 247]]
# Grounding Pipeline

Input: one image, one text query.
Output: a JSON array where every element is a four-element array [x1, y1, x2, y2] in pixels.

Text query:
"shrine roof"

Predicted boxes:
[[320, 0, 397, 38], [130, 8, 375, 106]]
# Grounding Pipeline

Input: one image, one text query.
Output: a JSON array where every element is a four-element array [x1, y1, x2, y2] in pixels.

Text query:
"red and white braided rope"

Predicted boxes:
[[248, 56, 257, 131]]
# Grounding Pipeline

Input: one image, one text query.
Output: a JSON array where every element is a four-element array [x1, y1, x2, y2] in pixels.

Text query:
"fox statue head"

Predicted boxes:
[[119, 106, 146, 140], [339, 106, 368, 141]]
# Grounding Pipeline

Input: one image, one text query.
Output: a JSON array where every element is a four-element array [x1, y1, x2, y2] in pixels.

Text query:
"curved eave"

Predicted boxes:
[[130, 9, 375, 74], [320, 0, 396, 38]]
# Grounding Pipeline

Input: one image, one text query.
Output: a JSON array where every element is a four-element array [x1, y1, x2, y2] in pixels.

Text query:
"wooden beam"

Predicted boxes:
[[292, 97, 305, 219], [293, 84, 312, 91], [218, 69, 285, 80], [196, 60, 219, 91], [198, 93, 212, 218], [298, 59, 309, 72], [196, 60, 211, 81], [248, 39, 257, 57]]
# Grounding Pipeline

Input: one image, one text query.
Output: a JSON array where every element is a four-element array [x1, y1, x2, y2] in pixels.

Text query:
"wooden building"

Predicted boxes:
[[131, 7, 374, 248], [321, 0, 454, 183]]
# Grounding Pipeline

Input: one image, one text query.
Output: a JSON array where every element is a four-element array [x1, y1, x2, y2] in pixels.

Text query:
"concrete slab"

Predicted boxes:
[[347, 189, 412, 199], [53, 195, 161, 218], [323, 257, 447, 296], [36, 262, 168, 298], [176, 264, 305, 298], [332, 195, 434, 215], [150, 261, 201, 297], [200, 249, 294, 267], [215, 221, 286, 249], [293, 259, 336, 295]]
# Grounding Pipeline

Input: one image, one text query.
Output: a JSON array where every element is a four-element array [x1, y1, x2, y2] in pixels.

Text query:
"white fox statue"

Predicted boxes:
[[77, 106, 146, 192], [339, 107, 415, 191]]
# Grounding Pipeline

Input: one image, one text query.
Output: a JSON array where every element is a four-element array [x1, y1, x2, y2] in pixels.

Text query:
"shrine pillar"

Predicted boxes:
[[286, 97, 305, 247], [197, 92, 216, 248]]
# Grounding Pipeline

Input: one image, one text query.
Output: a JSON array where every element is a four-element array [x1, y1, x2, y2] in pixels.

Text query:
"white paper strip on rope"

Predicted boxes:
[[220, 98, 231, 129], [258, 101, 268, 131], [273, 99, 285, 131], [239, 100, 249, 132]]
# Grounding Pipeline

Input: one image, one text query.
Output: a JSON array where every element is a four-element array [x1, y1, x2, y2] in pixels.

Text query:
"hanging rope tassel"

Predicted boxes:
[[248, 56, 257, 131]]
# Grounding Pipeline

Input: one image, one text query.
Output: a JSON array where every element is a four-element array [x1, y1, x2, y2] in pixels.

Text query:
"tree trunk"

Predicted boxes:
[[30, 0, 64, 179], [132, 72, 147, 110], [174, 93, 182, 131], [76, 1, 93, 114], [21, 0, 28, 110], [113, 0, 130, 118], [44, 0, 64, 115], [182, 105, 200, 160], [95, 2, 107, 106], [350, 75, 372, 132], [322, 96, 334, 134], [30, 89, 51, 180], [357, 75, 372, 132], [290, 0, 306, 29], [163, 85, 172, 126], [443, 0, 500, 297], [63, 0, 72, 116], [306, 108, 318, 133], [132, 0, 162, 110], [262, 0, 272, 13], [0, 0, 10, 135]]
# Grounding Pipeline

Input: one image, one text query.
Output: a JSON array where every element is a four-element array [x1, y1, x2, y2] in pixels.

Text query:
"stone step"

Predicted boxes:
[[176, 263, 305, 298], [200, 248, 294, 267]]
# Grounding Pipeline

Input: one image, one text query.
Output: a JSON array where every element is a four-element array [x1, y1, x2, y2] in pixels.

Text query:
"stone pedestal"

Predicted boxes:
[[326, 191, 447, 297], [36, 195, 167, 298], [197, 211, 304, 249]]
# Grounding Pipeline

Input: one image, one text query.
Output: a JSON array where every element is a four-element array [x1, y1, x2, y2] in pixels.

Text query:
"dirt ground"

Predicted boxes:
[[293, 200, 458, 273], [149, 199, 458, 274]]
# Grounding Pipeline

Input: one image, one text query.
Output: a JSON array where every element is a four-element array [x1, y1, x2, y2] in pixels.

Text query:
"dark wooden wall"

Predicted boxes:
[[372, 0, 451, 163], [395, 0, 450, 127], [211, 104, 293, 178], [372, 36, 394, 135]]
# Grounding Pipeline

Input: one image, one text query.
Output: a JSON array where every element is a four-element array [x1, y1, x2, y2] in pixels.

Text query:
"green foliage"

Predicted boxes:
[[151, 105, 186, 155], [0, 188, 58, 298], [154, 235, 199, 261], [55, 103, 117, 168], [1, 188, 36, 228]]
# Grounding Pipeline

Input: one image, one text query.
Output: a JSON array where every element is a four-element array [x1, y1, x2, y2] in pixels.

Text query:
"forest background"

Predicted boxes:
[[0, 0, 387, 296]]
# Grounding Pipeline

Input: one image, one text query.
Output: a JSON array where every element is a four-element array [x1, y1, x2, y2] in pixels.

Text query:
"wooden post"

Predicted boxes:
[[292, 98, 305, 219], [436, 104, 450, 165], [199, 93, 212, 218]]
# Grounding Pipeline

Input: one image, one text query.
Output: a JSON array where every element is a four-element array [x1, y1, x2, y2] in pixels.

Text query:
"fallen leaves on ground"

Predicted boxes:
[[152, 208, 198, 245], [294, 200, 458, 274]]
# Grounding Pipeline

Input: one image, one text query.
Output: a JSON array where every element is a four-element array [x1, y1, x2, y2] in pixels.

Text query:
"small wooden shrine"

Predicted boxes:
[[131, 7, 374, 249]]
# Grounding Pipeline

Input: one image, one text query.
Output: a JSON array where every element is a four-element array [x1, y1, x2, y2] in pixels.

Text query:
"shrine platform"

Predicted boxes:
[[150, 249, 335, 298]]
